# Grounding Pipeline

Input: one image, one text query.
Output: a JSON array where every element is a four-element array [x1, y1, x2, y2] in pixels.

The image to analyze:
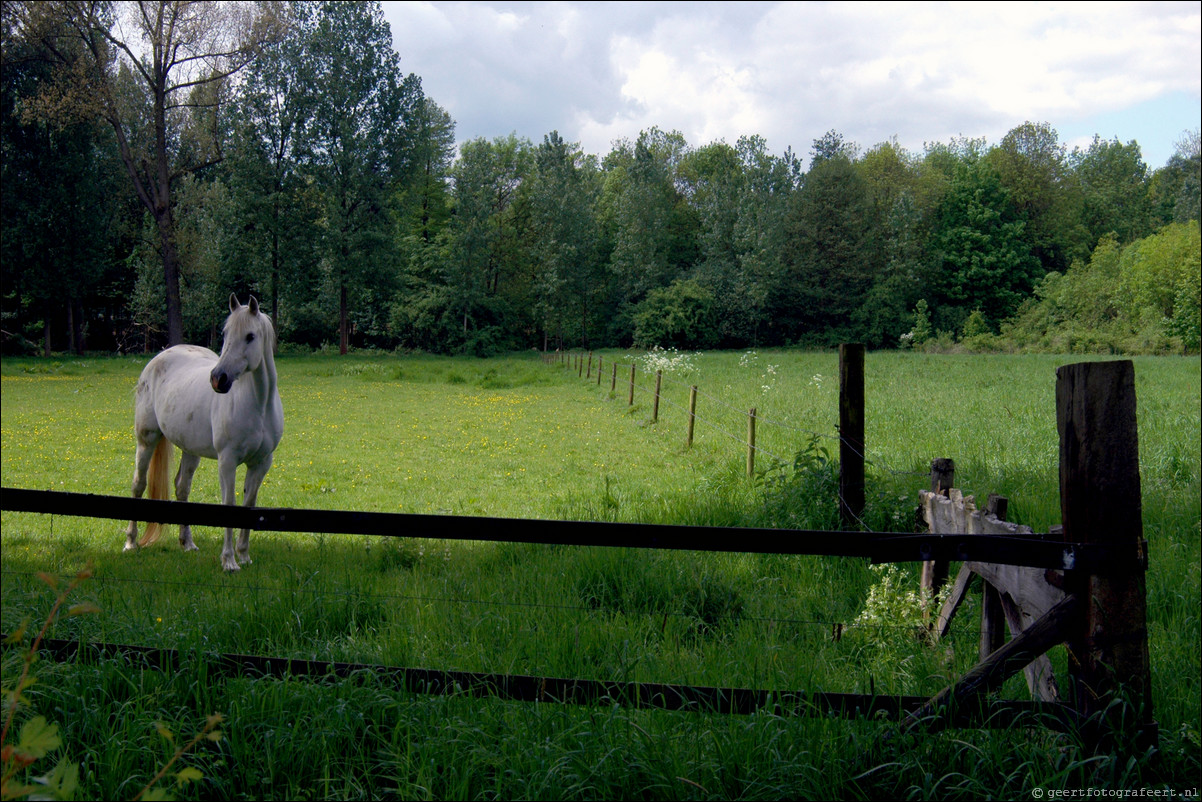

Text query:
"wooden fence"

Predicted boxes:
[[0, 357, 1152, 744]]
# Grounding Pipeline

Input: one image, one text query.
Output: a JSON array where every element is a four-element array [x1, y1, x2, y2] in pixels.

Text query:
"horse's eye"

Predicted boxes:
[[246, 333, 255, 343]]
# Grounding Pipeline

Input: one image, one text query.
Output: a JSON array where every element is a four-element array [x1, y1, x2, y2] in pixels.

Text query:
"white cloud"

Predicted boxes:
[[381, 1, 1201, 167]]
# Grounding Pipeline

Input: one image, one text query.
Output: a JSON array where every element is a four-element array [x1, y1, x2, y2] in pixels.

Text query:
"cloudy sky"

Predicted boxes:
[[381, 1, 1201, 169]]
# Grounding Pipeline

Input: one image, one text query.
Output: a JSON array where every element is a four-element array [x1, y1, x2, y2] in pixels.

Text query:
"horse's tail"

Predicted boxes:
[[138, 438, 173, 547]]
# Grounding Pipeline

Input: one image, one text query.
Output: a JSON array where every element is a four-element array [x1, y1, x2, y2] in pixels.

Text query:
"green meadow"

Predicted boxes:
[[1, 350, 1198, 800]]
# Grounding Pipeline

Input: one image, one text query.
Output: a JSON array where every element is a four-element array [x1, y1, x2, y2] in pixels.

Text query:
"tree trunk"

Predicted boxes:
[[153, 57, 184, 347], [159, 212, 184, 346], [271, 198, 281, 319], [42, 298, 52, 357], [339, 280, 349, 355], [66, 299, 75, 354]]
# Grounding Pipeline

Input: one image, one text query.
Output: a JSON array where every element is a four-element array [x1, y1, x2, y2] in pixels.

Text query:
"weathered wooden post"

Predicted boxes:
[[686, 386, 697, 447], [586, 353, 592, 379], [610, 363, 617, 393], [839, 344, 865, 529], [597, 356, 603, 385], [628, 364, 636, 406], [652, 370, 662, 422], [922, 458, 954, 596], [1056, 360, 1154, 747], [578, 353, 584, 377], [747, 407, 757, 478], [979, 493, 1008, 660]]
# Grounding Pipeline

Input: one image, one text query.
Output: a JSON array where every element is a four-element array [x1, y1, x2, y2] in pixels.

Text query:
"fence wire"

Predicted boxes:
[[557, 353, 935, 485], [0, 567, 986, 638]]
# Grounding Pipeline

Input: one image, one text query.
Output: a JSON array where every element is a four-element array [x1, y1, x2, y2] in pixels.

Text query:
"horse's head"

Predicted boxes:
[[211, 294, 275, 393]]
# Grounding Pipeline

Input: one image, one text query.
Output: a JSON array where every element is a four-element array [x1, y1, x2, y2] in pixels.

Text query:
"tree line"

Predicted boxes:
[[3, 1, 1199, 358]]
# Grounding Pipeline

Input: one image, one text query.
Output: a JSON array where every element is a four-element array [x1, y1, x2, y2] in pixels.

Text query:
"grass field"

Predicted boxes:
[[2, 349, 1199, 799]]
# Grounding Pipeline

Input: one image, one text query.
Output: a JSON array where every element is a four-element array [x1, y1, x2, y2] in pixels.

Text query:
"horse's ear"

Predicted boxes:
[[248, 295, 260, 315], [229, 293, 240, 313]]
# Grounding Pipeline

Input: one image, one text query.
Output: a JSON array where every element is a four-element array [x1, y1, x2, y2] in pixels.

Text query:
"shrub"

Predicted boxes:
[[632, 279, 719, 349]]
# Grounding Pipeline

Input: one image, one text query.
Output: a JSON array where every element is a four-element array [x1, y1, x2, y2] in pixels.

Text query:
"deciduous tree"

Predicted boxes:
[[11, 0, 283, 345]]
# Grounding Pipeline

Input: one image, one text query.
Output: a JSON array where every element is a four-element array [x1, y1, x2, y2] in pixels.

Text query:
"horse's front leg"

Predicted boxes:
[[236, 456, 273, 566], [218, 456, 240, 572]]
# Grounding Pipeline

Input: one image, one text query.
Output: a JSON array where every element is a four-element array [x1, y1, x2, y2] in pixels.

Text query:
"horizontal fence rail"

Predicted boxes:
[[14, 634, 1080, 731], [1, 488, 1117, 571]]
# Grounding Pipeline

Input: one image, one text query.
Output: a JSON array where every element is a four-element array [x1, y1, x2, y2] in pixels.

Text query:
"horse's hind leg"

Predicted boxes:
[[235, 456, 273, 566], [124, 433, 159, 551], [174, 452, 201, 552]]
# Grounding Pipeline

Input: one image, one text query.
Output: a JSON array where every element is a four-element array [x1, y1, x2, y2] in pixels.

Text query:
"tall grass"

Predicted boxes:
[[2, 349, 1198, 799]]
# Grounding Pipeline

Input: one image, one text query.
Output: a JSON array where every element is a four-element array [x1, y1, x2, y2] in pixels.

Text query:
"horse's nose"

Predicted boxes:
[[210, 369, 231, 394]]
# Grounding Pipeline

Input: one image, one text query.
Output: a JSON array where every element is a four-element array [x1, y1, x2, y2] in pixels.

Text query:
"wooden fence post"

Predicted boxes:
[[611, 363, 617, 393], [652, 370, 662, 422], [922, 458, 954, 596], [747, 408, 756, 478], [686, 386, 697, 447], [579, 354, 584, 377], [1056, 360, 1154, 746], [597, 356, 603, 385], [586, 353, 592, 379], [628, 364, 636, 405], [979, 493, 1008, 660], [839, 344, 865, 529]]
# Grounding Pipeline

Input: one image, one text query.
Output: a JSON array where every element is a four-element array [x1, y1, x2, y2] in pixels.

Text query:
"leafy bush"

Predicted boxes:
[[632, 279, 719, 349], [989, 222, 1201, 354], [762, 436, 840, 530]]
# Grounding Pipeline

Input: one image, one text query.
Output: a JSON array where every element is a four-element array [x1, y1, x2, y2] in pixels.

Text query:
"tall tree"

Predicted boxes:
[[931, 157, 1041, 331], [729, 136, 799, 345], [1, 8, 130, 354], [779, 144, 872, 344], [1071, 135, 1153, 250], [295, 0, 423, 353], [987, 121, 1086, 271], [854, 139, 929, 347], [528, 130, 603, 348], [226, 0, 314, 326], [445, 134, 532, 351], [603, 127, 698, 342], [398, 95, 455, 246], [1148, 128, 1201, 227], [390, 95, 456, 350], [12, 0, 282, 346]]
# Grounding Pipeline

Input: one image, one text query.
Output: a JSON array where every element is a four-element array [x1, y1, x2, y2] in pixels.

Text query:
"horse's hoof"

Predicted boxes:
[[181, 543, 199, 552], [123, 543, 138, 552]]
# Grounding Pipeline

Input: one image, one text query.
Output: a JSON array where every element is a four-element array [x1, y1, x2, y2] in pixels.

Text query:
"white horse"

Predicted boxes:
[[124, 294, 284, 571]]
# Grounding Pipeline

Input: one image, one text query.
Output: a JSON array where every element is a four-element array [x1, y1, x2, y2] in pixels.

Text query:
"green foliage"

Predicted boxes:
[[1116, 222, 1201, 333], [932, 157, 1043, 330], [780, 153, 874, 343], [1, 3, 1190, 359], [902, 299, 933, 348], [1, 568, 94, 801], [632, 279, 719, 349], [960, 309, 990, 339], [1071, 135, 1154, 249], [993, 223, 1201, 354], [762, 436, 840, 530], [846, 564, 948, 688]]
